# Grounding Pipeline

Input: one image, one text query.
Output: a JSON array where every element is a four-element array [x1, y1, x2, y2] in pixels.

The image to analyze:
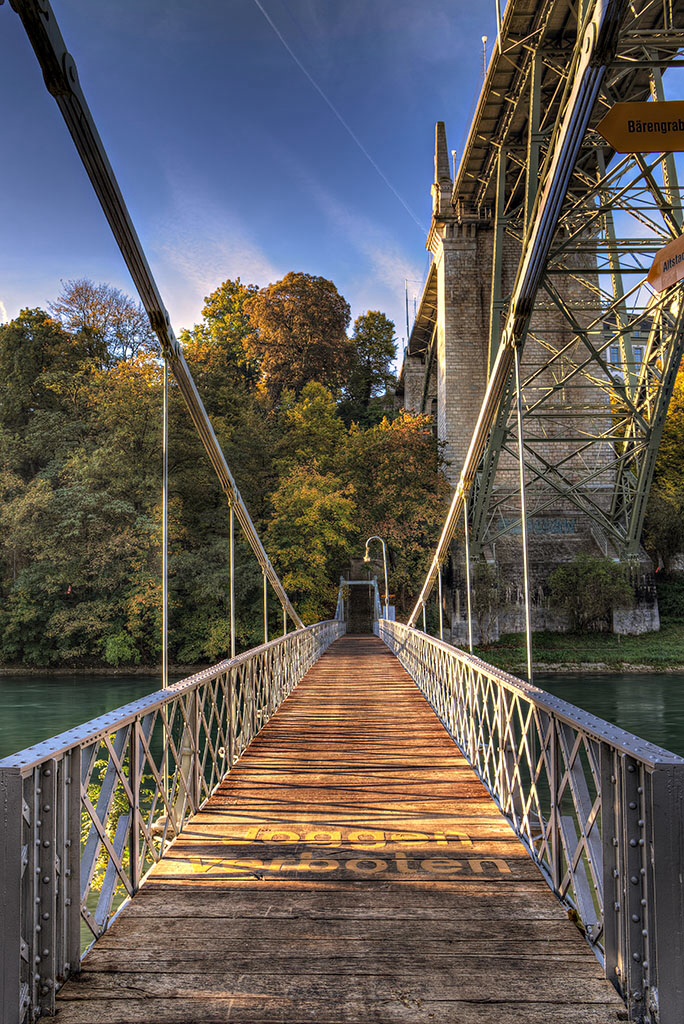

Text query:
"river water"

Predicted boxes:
[[2, 668, 684, 761], [0, 674, 166, 760], [536, 671, 684, 757]]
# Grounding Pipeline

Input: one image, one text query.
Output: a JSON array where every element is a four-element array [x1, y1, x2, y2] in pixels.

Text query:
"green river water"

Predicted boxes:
[[0, 674, 165, 760], [536, 670, 684, 756], [1, 669, 684, 761]]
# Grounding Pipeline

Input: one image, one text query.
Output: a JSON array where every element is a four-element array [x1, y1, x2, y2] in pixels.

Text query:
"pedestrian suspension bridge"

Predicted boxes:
[[2, 0, 684, 1022]]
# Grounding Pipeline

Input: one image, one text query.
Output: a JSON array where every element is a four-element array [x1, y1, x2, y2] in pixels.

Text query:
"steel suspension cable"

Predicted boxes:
[[11, 0, 304, 631]]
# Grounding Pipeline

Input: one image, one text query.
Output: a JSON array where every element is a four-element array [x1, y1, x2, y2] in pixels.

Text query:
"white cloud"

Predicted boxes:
[[300, 173, 427, 334], [0, 300, 8, 324], [150, 172, 282, 331]]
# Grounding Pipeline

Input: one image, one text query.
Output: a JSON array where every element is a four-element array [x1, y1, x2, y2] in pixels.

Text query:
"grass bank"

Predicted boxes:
[[473, 619, 684, 676]]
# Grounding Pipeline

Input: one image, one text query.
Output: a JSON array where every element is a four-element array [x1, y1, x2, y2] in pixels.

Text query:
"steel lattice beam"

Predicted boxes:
[[409, 0, 684, 626]]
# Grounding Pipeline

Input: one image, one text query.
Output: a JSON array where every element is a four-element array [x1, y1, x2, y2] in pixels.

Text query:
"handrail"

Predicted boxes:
[[0, 621, 345, 1022], [376, 620, 684, 1022]]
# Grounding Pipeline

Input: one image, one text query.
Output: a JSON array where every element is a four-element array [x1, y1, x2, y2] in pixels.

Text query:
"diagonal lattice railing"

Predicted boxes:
[[376, 619, 684, 1024], [0, 619, 344, 1024]]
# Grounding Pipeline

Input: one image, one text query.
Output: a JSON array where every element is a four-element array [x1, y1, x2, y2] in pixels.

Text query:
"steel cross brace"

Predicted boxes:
[[408, 0, 627, 626]]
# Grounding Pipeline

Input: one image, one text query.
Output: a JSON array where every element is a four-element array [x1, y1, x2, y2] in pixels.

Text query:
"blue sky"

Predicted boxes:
[[1, 0, 499, 348]]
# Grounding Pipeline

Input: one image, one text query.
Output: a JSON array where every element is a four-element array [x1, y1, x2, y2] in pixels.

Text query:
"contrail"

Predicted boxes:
[[251, 0, 427, 236]]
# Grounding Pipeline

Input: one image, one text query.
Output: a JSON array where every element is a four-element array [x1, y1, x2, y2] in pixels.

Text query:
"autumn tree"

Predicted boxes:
[[244, 272, 352, 404], [49, 278, 155, 365], [266, 465, 356, 623], [181, 278, 259, 388], [344, 412, 449, 613], [340, 311, 397, 427]]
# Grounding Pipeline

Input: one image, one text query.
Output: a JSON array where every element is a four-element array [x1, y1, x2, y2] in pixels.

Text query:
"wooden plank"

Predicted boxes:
[[113, 886, 573, 919], [55, 635, 626, 1023], [51, 996, 628, 1024], [59, 964, 615, 1001]]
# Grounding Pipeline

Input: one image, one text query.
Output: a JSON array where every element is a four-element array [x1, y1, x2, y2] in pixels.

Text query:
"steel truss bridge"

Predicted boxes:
[[1, 1, 684, 1023], [406, 0, 684, 638]]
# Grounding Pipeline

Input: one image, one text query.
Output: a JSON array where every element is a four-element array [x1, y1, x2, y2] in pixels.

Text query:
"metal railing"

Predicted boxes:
[[0, 620, 344, 1023], [376, 619, 684, 1024]]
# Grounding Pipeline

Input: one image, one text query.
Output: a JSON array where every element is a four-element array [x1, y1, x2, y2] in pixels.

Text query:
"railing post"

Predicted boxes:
[[1, 767, 23, 1024], [130, 722, 141, 891], [622, 755, 649, 1018], [227, 673, 235, 771], [549, 717, 561, 893], [64, 748, 82, 979], [649, 763, 684, 1023], [193, 689, 202, 810], [601, 743, 620, 996], [36, 759, 58, 1018]]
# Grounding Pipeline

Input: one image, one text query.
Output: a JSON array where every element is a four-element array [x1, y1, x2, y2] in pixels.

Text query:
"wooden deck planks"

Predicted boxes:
[[55, 635, 627, 1023]]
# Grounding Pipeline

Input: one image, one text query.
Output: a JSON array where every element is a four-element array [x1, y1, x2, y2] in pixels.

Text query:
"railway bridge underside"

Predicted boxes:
[[399, 0, 684, 641]]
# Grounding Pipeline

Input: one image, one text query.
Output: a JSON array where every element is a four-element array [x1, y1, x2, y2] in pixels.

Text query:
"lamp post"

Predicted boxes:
[[363, 536, 389, 620]]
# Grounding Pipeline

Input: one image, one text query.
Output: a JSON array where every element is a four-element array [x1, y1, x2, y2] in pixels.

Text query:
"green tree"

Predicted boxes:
[[266, 465, 357, 623], [49, 278, 155, 365], [344, 412, 449, 613], [549, 555, 634, 631], [180, 277, 259, 387], [0, 309, 98, 486], [276, 382, 347, 475], [340, 311, 397, 427], [244, 272, 352, 404], [471, 560, 502, 645]]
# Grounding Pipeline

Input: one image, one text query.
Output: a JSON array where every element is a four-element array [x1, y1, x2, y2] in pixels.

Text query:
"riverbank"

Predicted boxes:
[[0, 663, 207, 677], [474, 619, 684, 676]]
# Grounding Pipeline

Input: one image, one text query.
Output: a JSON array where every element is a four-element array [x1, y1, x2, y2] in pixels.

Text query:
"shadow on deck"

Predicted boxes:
[[55, 635, 625, 1023]]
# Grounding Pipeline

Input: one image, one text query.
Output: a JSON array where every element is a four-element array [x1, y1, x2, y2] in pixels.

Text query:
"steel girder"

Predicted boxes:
[[409, 0, 684, 625], [470, 3, 684, 561]]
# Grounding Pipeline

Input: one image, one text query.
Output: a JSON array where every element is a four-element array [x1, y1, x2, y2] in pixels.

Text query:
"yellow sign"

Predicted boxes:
[[648, 235, 684, 293], [596, 102, 684, 153]]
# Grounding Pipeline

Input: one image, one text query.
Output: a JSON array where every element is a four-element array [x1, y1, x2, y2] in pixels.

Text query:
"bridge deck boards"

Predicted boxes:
[[55, 635, 626, 1023]]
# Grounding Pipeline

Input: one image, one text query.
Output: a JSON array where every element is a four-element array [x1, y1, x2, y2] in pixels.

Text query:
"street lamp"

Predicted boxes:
[[363, 536, 389, 620]]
